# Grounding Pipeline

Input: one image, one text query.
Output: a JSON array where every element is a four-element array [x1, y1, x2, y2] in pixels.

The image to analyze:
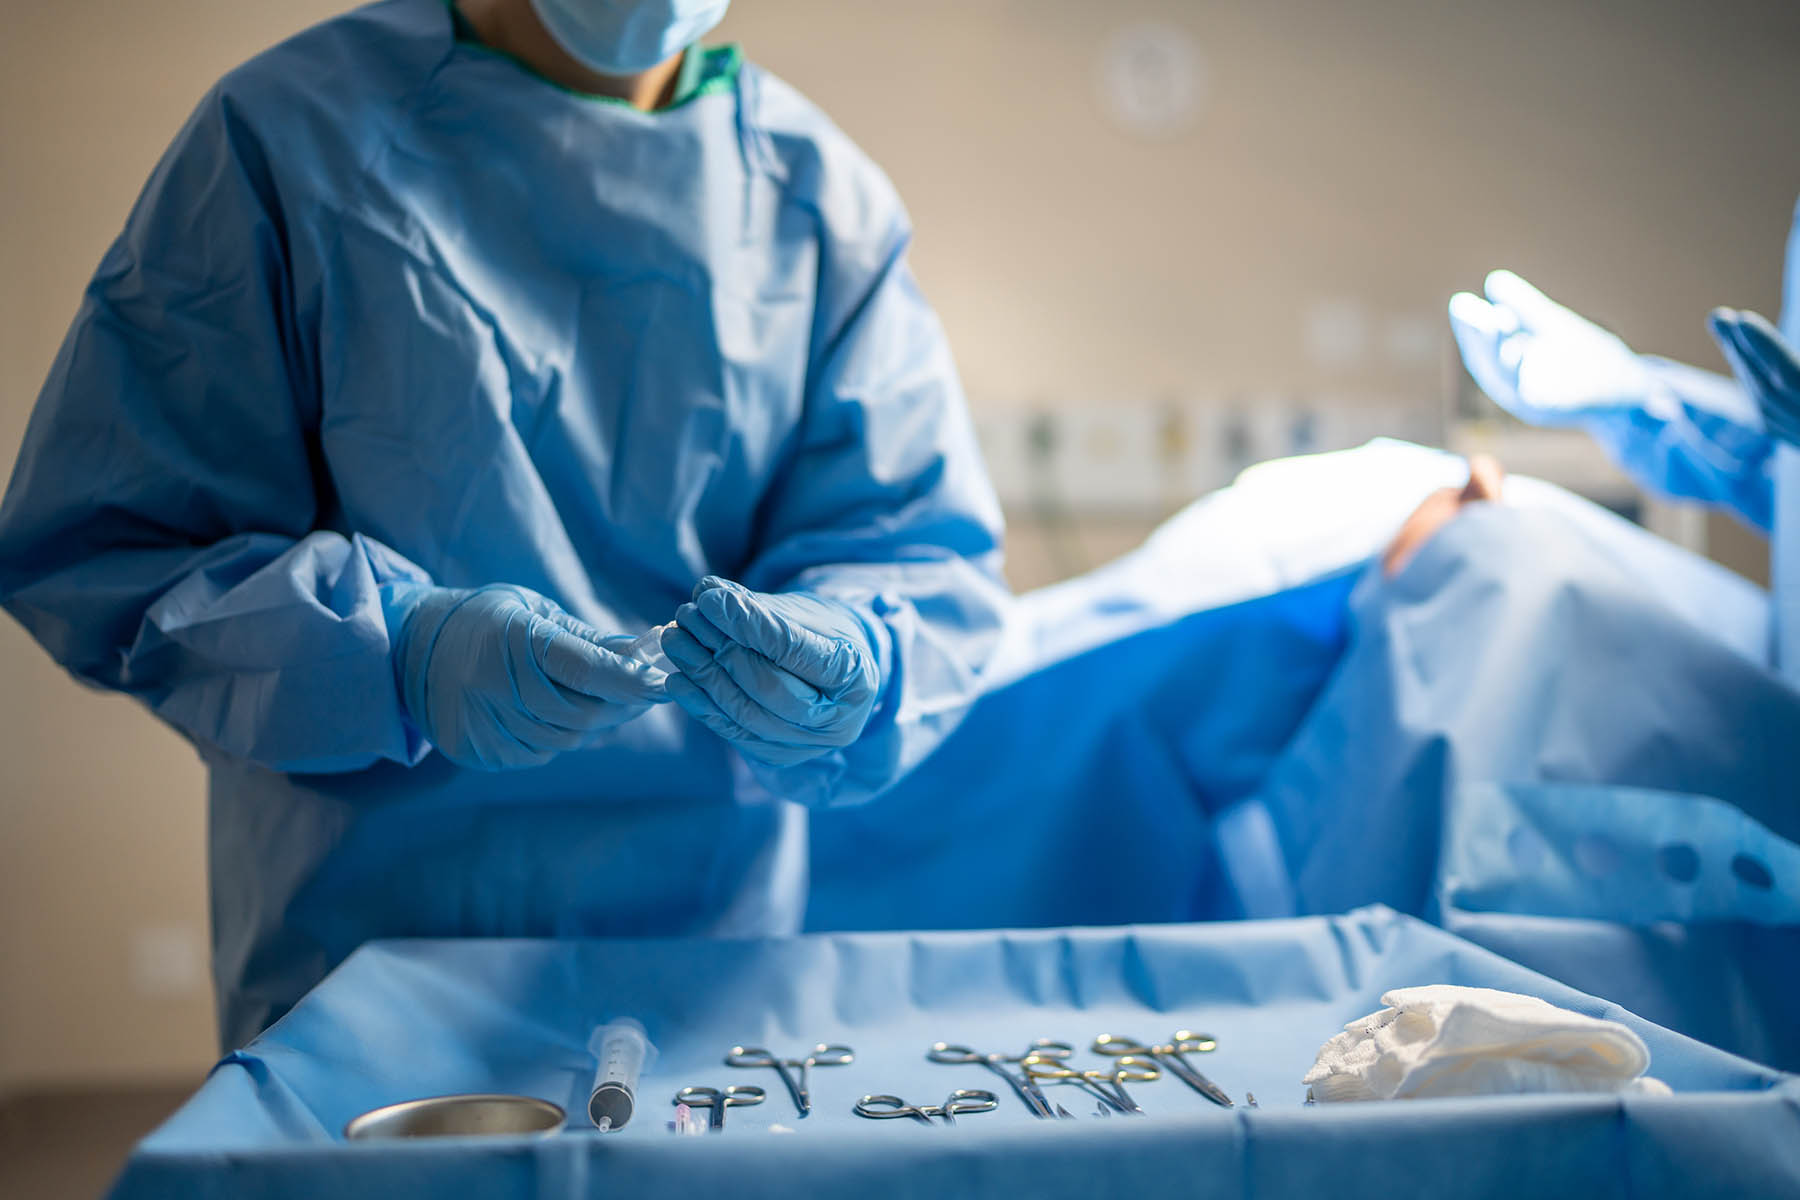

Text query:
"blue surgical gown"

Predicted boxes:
[[0, 0, 1006, 1049]]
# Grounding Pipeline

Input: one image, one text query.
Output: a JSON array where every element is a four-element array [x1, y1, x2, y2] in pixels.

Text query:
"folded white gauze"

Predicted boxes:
[[1303, 985, 1671, 1101]]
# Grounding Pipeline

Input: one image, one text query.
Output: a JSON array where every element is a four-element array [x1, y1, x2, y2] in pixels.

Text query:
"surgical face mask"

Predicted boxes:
[[529, 0, 731, 76]]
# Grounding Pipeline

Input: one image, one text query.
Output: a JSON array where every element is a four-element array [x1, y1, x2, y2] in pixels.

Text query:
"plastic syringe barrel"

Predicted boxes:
[[588, 1018, 655, 1130]]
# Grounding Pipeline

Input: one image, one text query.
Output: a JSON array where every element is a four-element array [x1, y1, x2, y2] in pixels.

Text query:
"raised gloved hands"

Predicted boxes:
[[660, 576, 884, 767], [1449, 270, 1659, 424], [1709, 307, 1800, 447], [385, 583, 669, 770]]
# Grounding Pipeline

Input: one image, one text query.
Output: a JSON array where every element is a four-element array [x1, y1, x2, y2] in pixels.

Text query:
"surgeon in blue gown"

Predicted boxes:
[[0, 0, 1011, 1050]]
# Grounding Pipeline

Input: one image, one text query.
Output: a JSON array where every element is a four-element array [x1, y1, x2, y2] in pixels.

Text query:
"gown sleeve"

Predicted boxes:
[[736, 201, 1011, 807], [1579, 355, 1776, 532], [0, 87, 433, 773]]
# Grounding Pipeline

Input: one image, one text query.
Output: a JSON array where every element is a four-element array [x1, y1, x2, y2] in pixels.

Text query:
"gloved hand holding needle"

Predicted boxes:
[[384, 582, 671, 771], [658, 577, 888, 766]]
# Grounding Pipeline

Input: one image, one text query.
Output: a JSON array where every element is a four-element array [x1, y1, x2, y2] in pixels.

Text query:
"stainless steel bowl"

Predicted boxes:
[[344, 1093, 565, 1140]]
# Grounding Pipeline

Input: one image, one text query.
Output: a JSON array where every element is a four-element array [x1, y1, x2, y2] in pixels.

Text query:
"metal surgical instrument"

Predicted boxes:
[[854, 1089, 999, 1126], [1094, 1031, 1233, 1109], [1022, 1053, 1160, 1115], [725, 1044, 854, 1117], [927, 1040, 1074, 1118], [673, 1085, 764, 1131]]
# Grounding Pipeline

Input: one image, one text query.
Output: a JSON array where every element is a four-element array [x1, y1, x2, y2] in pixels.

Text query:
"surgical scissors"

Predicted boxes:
[[1022, 1053, 1160, 1115], [927, 1039, 1075, 1119], [725, 1043, 854, 1117], [854, 1089, 999, 1126], [1094, 1031, 1233, 1109], [673, 1085, 764, 1131]]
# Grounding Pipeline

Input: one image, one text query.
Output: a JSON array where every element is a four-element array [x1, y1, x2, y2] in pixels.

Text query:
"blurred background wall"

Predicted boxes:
[[1, 0, 1797, 1095]]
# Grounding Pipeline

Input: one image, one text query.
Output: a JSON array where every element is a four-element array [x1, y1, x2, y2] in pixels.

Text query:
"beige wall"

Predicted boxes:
[[1, 1, 357, 1094], [727, 0, 1800, 401], [3, 0, 1797, 1092]]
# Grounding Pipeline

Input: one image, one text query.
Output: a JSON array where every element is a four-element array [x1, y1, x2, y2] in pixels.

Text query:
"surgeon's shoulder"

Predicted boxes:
[[202, 1, 451, 183], [741, 63, 911, 244]]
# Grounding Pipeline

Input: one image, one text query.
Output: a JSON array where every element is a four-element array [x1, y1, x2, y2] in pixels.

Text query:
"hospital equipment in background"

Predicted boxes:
[[854, 1090, 1000, 1125], [672, 1085, 765, 1131], [978, 391, 1693, 585], [1094, 1032, 1233, 1108], [725, 1043, 854, 1117], [1022, 1053, 1161, 1115], [927, 1040, 1075, 1118], [983, 399, 1442, 522], [587, 1018, 654, 1131]]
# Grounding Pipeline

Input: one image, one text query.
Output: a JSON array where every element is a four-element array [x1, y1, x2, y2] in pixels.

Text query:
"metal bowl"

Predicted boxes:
[[344, 1093, 566, 1141]]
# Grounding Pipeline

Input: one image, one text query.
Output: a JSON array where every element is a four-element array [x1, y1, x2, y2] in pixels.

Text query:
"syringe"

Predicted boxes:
[[623, 624, 675, 676], [588, 1018, 655, 1131]]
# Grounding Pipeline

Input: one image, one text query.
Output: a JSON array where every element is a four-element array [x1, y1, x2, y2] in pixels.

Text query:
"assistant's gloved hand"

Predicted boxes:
[[385, 583, 669, 770], [1709, 307, 1800, 447], [660, 576, 884, 767], [1449, 270, 1659, 424]]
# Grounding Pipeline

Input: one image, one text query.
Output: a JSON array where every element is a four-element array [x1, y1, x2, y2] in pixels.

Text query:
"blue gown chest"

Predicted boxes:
[[302, 53, 817, 628]]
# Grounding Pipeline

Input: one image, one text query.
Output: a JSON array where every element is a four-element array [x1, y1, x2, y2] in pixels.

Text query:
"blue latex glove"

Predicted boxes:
[[660, 576, 884, 766], [1710, 307, 1800, 447], [1450, 270, 1775, 530], [1448, 270, 1660, 423], [386, 583, 669, 770]]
